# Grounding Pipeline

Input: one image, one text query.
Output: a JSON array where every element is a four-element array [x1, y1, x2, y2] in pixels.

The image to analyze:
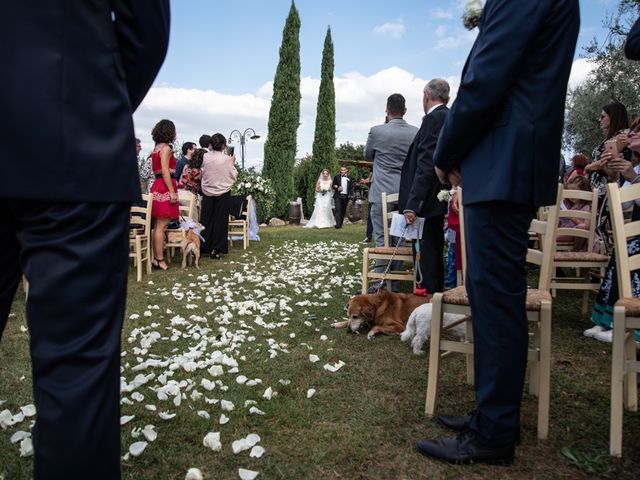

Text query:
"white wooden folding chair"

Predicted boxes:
[[425, 188, 561, 440], [361, 192, 414, 291], [606, 180, 640, 457], [229, 195, 252, 250], [129, 194, 152, 282]]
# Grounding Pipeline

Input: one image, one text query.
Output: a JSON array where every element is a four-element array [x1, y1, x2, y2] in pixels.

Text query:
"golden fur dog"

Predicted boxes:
[[181, 230, 201, 269], [332, 290, 432, 340]]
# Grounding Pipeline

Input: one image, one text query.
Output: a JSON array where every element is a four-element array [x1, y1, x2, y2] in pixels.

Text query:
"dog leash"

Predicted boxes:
[[373, 225, 407, 293]]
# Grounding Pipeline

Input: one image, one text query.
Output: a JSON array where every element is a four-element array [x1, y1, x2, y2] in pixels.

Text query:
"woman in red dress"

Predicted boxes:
[[150, 119, 179, 270]]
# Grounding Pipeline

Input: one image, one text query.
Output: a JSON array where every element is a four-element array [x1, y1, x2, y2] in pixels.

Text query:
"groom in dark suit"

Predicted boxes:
[[0, 1, 169, 478], [399, 79, 450, 295], [418, 0, 580, 465], [332, 164, 355, 228]]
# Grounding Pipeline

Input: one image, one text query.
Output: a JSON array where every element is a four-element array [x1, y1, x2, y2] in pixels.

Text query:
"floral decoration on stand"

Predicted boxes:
[[232, 167, 276, 222], [462, 0, 483, 30]]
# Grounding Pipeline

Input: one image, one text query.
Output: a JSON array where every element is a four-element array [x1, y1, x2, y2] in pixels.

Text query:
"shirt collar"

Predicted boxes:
[[427, 103, 444, 115]]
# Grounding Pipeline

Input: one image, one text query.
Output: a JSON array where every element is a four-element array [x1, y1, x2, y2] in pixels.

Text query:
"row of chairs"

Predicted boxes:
[[361, 184, 638, 456], [129, 192, 252, 281]]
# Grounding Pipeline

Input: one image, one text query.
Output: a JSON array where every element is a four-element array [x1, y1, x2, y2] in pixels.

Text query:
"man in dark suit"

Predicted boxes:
[[399, 79, 450, 295], [0, 2, 170, 478], [332, 164, 355, 228], [418, 0, 580, 464], [626, 16, 640, 60]]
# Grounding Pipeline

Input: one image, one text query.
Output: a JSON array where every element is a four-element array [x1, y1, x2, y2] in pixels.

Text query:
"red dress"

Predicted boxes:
[[150, 149, 179, 219]]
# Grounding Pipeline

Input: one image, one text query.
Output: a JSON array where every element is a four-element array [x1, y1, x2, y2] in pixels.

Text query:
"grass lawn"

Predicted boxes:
[[1, 223, 639, 479]]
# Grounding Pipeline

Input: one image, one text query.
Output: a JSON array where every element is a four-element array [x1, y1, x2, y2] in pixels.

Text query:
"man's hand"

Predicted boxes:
[[435, 166, 462, 187], [338, 186, 343, 192], [404, 211, 416, 225]]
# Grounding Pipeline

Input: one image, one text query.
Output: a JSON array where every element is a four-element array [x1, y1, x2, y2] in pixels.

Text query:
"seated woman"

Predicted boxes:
[[200, 133, 237, 259], [563, 154, 588, 186], [304, 168, 335, 229], [557, 174, 592, 252], [585, 121, 640, 343]]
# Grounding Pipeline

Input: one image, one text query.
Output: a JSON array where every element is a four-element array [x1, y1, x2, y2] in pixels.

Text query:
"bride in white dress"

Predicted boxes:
[[304, 169, 336, 229]]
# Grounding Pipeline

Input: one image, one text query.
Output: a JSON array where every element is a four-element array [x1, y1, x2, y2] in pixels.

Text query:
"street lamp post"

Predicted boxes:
[[228, 128, 260, 170]]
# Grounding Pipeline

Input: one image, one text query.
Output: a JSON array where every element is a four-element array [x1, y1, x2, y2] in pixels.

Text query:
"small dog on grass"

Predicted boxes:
[[332, 290, 432, 340], [400, 303, 468, 355], [179, 218, 205, 269]]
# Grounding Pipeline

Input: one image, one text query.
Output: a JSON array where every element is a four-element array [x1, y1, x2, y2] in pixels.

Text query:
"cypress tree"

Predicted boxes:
[[306, 27, 336, 216], [262, 1, 301, 218]]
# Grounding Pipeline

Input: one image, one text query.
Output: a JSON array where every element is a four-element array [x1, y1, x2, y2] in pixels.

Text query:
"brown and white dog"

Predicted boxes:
[[332, 290, 432, 340], [181, 229, 202, 269]]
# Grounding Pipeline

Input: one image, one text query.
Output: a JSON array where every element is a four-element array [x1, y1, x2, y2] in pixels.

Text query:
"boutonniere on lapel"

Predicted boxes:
[[462, 0, 483, 30]]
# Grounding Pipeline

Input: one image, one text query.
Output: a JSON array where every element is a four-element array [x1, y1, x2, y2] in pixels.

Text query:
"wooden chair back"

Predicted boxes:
[[555, 186, 599, 251], [381, 192, 399, 248]]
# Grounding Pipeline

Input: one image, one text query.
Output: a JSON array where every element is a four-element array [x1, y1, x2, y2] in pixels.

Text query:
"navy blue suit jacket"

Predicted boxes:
[[1, 0, 170, 203], [434, 0, 580, 208], [626, 16, 640, 60], [399, 105, 449, 219]]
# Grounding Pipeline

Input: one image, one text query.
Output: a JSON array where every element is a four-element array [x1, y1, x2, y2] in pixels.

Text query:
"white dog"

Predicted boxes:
[[400, 303, 468, 355]]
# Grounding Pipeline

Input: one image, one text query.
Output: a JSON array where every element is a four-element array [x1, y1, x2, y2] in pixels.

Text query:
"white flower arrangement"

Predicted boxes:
[[437, 189, 453, 203], [462, 0, 483, 30], [232, 167, 276, 221], [320, 186, 330, 195]]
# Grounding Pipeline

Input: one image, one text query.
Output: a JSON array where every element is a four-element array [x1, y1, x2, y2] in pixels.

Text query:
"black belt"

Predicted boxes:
[[155, 173, 164, 179]]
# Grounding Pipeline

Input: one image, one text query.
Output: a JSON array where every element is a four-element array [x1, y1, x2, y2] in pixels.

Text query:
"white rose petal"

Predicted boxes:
[[10, 431, 30, 444], [158, 411, 176, 420], [249, 406, 265, 416], [262, 387, 273, 400], [220, 400, 235, 412], [129, 441, 148, 457], [246, 433, 260, 447], [185, 468, 204, 480], [219, 414, 230, 425], [203, 432, 222, 451], [120, 415, 135, 425], [236, 375, 248, 385], [142, 425, 157, 442], [232, 439, 251, 454], [307, 389, 316, 399], [20, 404, 36, 417], [19, 437, 34, 457], [197, 410, 210, 420], [308, 354, 320, 363], [238, 468, 259, 480], [250, 445, 265, 458]]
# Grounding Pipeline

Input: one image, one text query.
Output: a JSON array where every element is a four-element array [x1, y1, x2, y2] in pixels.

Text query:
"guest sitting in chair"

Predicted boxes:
[[557, 175, 592, 252]]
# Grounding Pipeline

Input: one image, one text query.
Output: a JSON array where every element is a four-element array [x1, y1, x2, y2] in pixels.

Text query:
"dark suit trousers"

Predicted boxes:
[[414, 214, 444, 294], [334, 194, 348, 228], [0, 200, 129, 480], [200, 191, 231, 254], [464, 201, 535, 446]]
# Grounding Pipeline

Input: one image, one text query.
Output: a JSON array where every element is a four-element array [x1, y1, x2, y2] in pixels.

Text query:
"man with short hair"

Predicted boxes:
[[136, 137, 154, 194], [418, 0, 580, 465], [364, 94, 418, 286], [199, 134, 212, 150], [399, 79, 450, 295], [175, 141, 196, 180], [332, 164, 355, 229]]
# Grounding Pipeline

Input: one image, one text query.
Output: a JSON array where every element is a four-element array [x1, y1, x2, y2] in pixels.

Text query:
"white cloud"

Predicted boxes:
[[134, 68, 461, 171], [435, 29, 477, 49], [568, 57, 595, 89], [372, 21, 405, 40], [430, 8, 454, 20]]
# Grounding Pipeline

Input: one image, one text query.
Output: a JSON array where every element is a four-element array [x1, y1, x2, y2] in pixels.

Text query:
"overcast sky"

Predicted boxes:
[[133, 0, 621, 168]]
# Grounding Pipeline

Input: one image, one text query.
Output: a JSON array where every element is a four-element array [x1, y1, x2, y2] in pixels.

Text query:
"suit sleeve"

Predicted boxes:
[[625, 16, 640, 60], [112, 0, 171, 111], [364, 128, 375, 161], [434, 0, 545, 173], [404, 112, 445, 213]]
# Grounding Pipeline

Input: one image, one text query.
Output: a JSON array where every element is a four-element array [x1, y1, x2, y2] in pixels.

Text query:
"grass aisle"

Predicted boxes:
[[1, 224, 639, 479]]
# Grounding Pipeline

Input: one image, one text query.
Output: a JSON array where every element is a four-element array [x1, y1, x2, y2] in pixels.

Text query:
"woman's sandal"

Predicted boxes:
[[152, 257, 169, 271]]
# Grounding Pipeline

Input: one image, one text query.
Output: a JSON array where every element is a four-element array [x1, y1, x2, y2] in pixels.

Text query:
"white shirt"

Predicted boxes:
[[341, 176, 349, 195], [427, 102, 445, 115]]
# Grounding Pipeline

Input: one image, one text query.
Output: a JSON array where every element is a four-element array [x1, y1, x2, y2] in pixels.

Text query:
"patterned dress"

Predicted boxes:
[[150, 148, 179, 219]]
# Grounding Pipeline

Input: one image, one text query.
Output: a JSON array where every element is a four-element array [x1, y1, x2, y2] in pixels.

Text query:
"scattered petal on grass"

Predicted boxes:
[[262, 387, 273, 400], [238, 468, 259, 480], [323, 361, 346, 373], [158, 412, 176, 420], [20, 405, 36, 417], [129, 441, 148, 457], [249, 445, 265, 458], [219, 414, 230, 425], [308, 354, 320, 363], [197, 410, 210, 420], [20, 325, 28, 333], [220, 400, 235, 412], [10, 431, 30, 444], [142, 425, 157, 442], [307, 389, 316, 399], [249, 406, 265, 415], [320, 335, 328, 341], [19, 437, 34, 457], [185, 468, 204, 480], [203, 432, 222, 451], [120, 415, 135, 425]]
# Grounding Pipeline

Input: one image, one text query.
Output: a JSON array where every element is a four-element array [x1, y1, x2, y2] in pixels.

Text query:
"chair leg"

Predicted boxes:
[[145, 242, 152, 274], [624, 330, 638, 412], [135, 236, 142, 282], [465, 318, 474, 386], [425, 293, 444, 417], [362, 249, 369, 292], [529, 327, 540, 397], [537, 302, 551, 440], [580, 289, 590, 317], [610, 306, 625, 457]]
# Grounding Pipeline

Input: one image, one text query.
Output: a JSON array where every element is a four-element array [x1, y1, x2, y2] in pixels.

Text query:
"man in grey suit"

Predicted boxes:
[[364, 94, 418, 287]]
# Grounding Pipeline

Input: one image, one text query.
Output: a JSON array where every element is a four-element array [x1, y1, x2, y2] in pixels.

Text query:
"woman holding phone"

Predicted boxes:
[[200, 133, 238, 259]]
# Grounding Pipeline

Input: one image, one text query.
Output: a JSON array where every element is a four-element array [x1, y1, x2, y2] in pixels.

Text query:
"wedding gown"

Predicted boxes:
[[304, 180, 335, 228]]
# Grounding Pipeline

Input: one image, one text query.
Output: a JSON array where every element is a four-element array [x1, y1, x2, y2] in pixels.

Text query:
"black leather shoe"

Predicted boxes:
[[210, 249, 221, 260], [437, 411, 474, 432], [416, 431, 515, 465]]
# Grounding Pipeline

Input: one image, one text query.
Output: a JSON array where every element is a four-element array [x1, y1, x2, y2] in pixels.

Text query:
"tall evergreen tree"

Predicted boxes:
[[262, 1, 301, 218], [305, 27, 336, 215]]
